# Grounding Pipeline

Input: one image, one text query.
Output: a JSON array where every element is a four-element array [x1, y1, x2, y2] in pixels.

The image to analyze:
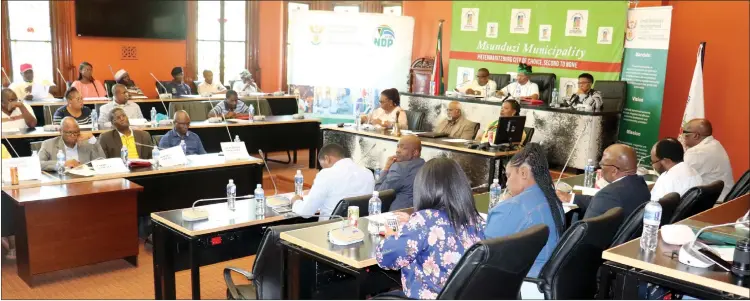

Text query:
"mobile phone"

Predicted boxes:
[[697, 247, 733, 272]]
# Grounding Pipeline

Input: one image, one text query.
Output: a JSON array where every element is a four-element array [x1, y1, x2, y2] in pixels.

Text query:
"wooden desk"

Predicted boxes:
[[150, 194, 304, 300], [3, 178, 142, 286], [321, 125, 518, 187], [600, 194, 750, 299]]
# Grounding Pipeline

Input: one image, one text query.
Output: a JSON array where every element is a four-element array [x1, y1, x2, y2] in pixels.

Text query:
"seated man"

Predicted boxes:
[[232, 70, 259, 93], [476, 99, 526, 143], [165, 67, 191, 97], [208, 90, 251, 119], [114, 69, 143, 96], [197, 70, 227, 95], [498, 63, 539, 100], [375, 135, 426, 210], [98, 84, 144, 124], [557, 144, 650, 220], [434, 101, 477, 140], [1, 88, 37, 130], [291, 143, 374, 219], [38, 117, 104, 171], [9, 63, 53, 101], [456, 68, 497, 97], [568, 73, 603, 110], [681, 118, 734, 201], [97, 108, 153, 159], [649, 138, 704, 200], [158, 110, 206, 155]]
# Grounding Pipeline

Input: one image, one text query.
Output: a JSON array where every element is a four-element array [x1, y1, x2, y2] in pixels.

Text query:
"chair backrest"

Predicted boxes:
[[528, 73, 556, 104], [670, 180, 724, 223], [537, 207, 623, 299], [610, 201, 649, 247], [522, 127, 535, 146], [331, 189, 397, 218], [168, 101, 213, 121], [724, 169, 750, 202], [241, 99, 273, 116], [489, 73, 511, 90], [43, 105, 64, 124], [30, 141, 43, 152], [472, 122, 481, 139], [251, 219, 338, 299], [156, 81, 169, 94], [404, 110, 425, 131], [103, 80, 116, 98], [152, 135, 164, 146], [594, 80, 627, 113], [657, 192, 681, 226], [438, 225, 550, 300]]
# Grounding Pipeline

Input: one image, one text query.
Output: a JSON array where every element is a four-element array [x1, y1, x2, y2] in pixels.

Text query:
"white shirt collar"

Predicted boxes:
[[64, 143, 78, 152], [117, 127, 133, 137]]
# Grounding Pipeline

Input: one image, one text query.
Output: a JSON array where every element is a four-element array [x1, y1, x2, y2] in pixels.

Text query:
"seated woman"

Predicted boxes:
[[360, 88, 408, 129], [53, 87, 92, 125], [231, 70, 259, 93], [567, 73, 603, 111], [71, 62, 107, 98], [114, 69, 144, 96], [376, 157, 486, 299], [165, 67, 192, 97], [476, 99, 526, 143], [485, 143, 565, 299]]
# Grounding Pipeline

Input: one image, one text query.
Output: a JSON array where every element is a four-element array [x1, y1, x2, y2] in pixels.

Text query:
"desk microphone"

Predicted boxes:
[[205, 98, 233, 142], [182, 195, 255, 221], [555, 117, 592, 188], [678, 221, 750, 271], [257, 149, 279, 197], [3, 137, 20, 158], [253, 95, 266, 121], [106, 65, 117, 98], [148, 73, 171, 114], [1, 67, 11, 85], [56, 68, 69, 88]]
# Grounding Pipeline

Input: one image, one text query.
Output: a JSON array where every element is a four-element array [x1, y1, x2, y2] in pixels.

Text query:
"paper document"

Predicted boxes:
[[68, 166, 96, 177], [442, 138, 471, 143], [573, 185, 599, 196]]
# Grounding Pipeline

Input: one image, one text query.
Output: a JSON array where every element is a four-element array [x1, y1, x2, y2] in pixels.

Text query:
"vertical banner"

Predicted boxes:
[[617, 6, 673, 158], [449, 1, 628, 100]]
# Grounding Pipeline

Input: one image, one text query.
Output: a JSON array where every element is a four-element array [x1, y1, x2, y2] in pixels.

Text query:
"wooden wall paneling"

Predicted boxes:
[[185, 1, 197, 81], [50, 1, 74, 96], [2, 0, 12, 87], [247, 0, 260, 88]]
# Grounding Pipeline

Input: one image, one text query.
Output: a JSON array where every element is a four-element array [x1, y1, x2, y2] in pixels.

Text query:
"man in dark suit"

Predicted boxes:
[[375, 135, 426, 210], [97, 107, 153, 159], [557, 144, 650, 219]]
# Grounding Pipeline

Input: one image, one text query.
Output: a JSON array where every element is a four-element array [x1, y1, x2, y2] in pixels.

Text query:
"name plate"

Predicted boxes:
[[91, 158, 129, 174], [220, 142, 251, 161], [158, 145, 188, 167], [2, 157, 42, 182]]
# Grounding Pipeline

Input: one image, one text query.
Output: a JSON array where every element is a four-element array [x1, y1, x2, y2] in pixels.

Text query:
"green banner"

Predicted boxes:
[[617, 7, 673, 158], [449, 1, 628, 100]]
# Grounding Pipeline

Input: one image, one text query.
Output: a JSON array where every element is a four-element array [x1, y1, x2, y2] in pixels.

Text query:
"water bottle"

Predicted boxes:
[[374, 166, 382, 181], [248, 104, 255, 116], [640, 199, 662, 252], [484, 84, 490, 99], [180, 140, 187, 154], [234, 135, 241, 143], [583, 159, 596, 188], [226, 179, 237, 211], [152, 147, 160, 169], [294, 170, 304, 196], [551, 88, 559, 107], [91, 110, 98, 130], [31, 150, 38, 158], [489, 179, 502, 210], [150, 107, 157, 125], [120, 145, 128, 164], [514, 83, 522, 98], [429, 81, 436, 95], [55, 150, 66, 174], [254, 184, 265, 216], [368, 191, 382, 233]]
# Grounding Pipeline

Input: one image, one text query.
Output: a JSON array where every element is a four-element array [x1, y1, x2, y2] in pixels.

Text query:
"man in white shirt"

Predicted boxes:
[[8, 63, 53, 101], [291, 143, 375, 219], [98, 84, 144, 125], [197, 70, 227, 95], [457, 68, 497, 97], [649, 138, 704, 201], [1, 88, 37, 130], [498, 63, 539, 100], [681, 119, 735, 202]]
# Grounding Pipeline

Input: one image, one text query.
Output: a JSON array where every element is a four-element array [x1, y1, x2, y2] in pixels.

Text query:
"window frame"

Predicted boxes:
[[2, 1, 55, 89]]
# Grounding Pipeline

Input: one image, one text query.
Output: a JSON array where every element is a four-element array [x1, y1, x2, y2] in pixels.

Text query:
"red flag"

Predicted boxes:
[[431, 20, 445, 96]]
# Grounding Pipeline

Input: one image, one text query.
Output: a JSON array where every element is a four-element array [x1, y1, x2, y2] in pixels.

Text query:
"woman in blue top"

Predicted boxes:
[[376, 157, 486, 299], [484, 143, 566, 299]]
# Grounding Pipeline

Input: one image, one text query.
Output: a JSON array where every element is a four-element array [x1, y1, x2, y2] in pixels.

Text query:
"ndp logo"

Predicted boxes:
[[374, 25, 395, 48]]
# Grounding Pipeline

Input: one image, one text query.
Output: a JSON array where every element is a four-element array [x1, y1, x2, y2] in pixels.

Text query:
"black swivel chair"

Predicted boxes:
[[522, 127, 535, 146], [657, 192, 681, 227], [404, 110, 425, 131], [524, 207, 623, 299], [331, 189, 396, 217], [103, 80, 116, 97], [594, 80, 627, 113], [472, 122, 481, 140], [670, 180, 724, 224], [724, 169, 750, 202], [156, 81, 170, 94], [489, 73, 511, 90], [224, 219, 338, 299], [528, 73, 556, 104], [609, 201, 649, 248]]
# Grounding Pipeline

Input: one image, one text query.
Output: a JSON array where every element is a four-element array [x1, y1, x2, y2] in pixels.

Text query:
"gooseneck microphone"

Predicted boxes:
[[555, 117, 592, 187], [148, 73, 171, 114], [1, 67, 12, 85], [257, 149, 279, 196], [205, 97, 233, 142], [56, 68, 69, 87]]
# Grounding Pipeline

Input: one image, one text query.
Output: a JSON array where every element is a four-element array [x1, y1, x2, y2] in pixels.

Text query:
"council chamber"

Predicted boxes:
[[1, 0, 749, 300]]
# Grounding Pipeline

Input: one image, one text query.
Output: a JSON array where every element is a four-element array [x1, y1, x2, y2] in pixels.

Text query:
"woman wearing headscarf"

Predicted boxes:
[[497, 63, 540, 100], [71, 62, 107, 98], [232, 70, 259, 93], [114, 69, 143, 95]]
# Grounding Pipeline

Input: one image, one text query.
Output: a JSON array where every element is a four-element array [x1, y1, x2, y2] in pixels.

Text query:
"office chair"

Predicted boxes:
[[522, 127, 535, 146], [656, 192, 680, 227], [609, 201, 649, 248], [489, 73, 511, 90], [524, 207, 623, 299], [331, 189, 396, 218], [670, 180, 724, 224], [724, 169, 750, 202], [151, 135, 164, 146], [404, 110, 425, 131]]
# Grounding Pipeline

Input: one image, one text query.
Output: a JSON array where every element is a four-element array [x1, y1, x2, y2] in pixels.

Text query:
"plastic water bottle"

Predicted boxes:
[[514, 83, 522, 98], [91, 110, 98, 130], [180, 140, 187, 154], [234, 135, 241, 143], [226, 179, 237, 211], [489, 179, 502, 210], [584, 159, 596, 188], [254, 184, 265, 216], [551, 88, 559, 107], [368, 191, 382, 233], [374, 166, 382, 181], [640, 199, 662, 252], [55, 150, 66, 174], [294, 170, 304, 196], [152, 147, 160, 169], [120, 145, 128, 164], [150, 107, 157, 125], [248, 105, 255, 116]]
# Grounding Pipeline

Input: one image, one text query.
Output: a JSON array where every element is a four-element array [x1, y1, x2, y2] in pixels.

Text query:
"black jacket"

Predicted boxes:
[[577, 175, 650, 220]]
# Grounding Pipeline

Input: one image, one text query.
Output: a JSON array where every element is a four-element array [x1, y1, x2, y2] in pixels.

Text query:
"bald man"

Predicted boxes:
[[375, 135, 426, 210], [1, 88, 37, 130], [681, 119, 734, 201], [557, 144, 651, 219], [434, 101, 478, 140], [38, 117, 104, 171], [158, 110, 207, 155]]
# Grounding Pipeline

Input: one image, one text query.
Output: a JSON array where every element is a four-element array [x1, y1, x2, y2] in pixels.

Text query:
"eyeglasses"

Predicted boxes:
[[578, 81, 592, 85], [651, 158, 663, 165], [599, 162, 621, 170], [680, 129, 694, 135], [477, 75, 489, 78], [62, 130, 80, 136]]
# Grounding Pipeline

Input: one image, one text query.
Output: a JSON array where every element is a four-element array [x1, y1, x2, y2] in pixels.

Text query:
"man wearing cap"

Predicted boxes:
[[9, 63, 53, 101], [232, 70, 259, 93], [114, 69, 143, 96], [165, 67, 191, 97], [498, 63, 539, 100]]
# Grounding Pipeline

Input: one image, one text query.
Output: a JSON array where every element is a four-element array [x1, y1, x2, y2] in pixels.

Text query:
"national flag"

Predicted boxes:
[[681, 42, 706, 130], [431, 20, 445, 96]]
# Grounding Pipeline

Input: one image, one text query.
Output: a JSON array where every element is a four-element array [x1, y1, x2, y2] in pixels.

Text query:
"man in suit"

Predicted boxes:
[[38, 117, 104, 171], [375, 135, 426, 210], [98, 107, 153, 159], [557, 144, 650, 219], [434, 101, 477, 140]]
